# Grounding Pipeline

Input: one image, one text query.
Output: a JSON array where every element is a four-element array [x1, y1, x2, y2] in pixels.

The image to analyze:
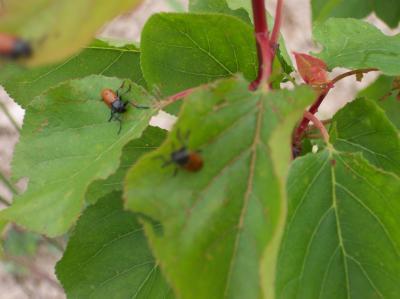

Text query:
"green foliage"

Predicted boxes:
[[86, 127, 166, 204], [277, 149, 400, 299], [331, 99, 400, 175], [0, 0, 144, 65], [312, 0, 400, 28], [140, 13, 257, 97], [0, 40, 144, 107], [1, 1, 400, 298], [125, 77, 315, 299], [314, 18, 400, 76], [56, 192, 174, 299], [2, 228, 40, 256], [189, 0, 251, 23], [0, 76, 156, 237], [358, 76, 400, 130]]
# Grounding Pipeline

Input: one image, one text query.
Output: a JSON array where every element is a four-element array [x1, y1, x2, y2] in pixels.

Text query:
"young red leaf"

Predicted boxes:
[[294, 52, 329, 85]]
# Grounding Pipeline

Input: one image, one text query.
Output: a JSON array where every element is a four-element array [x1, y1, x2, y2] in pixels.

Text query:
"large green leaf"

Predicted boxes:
[[86, 126, 166, 204], [0, 0, 143, 65], [189, 0, 251, 23], [56, 192, 174, 299], [0, 40, 144, 107], [331, 98, 400, 176], [124, 77, 315, 299], [314, 18, 400, 76], [358, 76, 400, 130], [0, 75, 156, 237], [140, 13, 257, 96], [312, 0, 400, 28], [277, 149, 400, 299]]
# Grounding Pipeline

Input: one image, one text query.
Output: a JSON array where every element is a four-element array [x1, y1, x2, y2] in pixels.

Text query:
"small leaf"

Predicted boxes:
[[331, 98, 400, 175], [124, 76, 315, 299], [314, 18, 400, 76], [358, 75, 400, 130], [0, 0, 144, 65], [0, 75, 156, 237], [0, 40, 144, 107], [277, 149, 400, 299], [189, 0, 251, 23], [294, 52, 329, 86], [140, 13, 258, 96], [86, 126, 166, 204], [56, 192, 174, 299]]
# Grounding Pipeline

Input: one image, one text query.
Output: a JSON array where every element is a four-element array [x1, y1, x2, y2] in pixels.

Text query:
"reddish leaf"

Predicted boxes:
[[294, 52, 329, 85]]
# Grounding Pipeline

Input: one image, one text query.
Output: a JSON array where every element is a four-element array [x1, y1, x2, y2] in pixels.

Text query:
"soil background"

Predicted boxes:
[[0, 1, 398, 298]]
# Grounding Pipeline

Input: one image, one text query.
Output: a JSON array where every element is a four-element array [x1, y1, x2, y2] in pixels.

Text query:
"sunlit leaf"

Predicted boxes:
[[0, 0, 144, 65], [0, 75, 156, 237], [125, 76, 315, 299]]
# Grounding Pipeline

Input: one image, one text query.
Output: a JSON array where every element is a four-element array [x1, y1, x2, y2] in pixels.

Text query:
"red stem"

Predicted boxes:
[[159, 87, 196, 108], [249, 0, 272, 90], [303, 111, 329, 143], [293, 68, 378, 148], [270, 0, 284, 50]]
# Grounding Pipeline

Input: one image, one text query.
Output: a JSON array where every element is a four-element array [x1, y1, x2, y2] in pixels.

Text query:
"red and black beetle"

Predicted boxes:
[[101, 81, 149, 134], [0, 32, 32, 60], [160, 130, 203, 175]]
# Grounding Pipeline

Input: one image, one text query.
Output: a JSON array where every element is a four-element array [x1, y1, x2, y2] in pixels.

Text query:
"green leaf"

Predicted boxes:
[[56, 192, 174, 299], [0, 75, 156, 237], [0, 0, 144, 65], [314, 18, 400, 76], [0, 40, 145, 107], [358, 75, 400, 130], [140, 13, 258, 97], [189, 0, 251, 23], [277, 149, 400, 299], [86, 126, 166, 204], [312, 0, 400, 28], [331, 98, 400, 176], [124, 76, 315, 299]]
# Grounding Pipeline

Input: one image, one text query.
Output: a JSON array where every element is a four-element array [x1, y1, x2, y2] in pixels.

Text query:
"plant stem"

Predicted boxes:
[[0, 172, 18, 195], [270, 0, 284, 51], [158, 87, 196, 109], [0, 195, 10, 206], [249, 0, 272, 90], [0, 101, 20, 132], [303, 111, 329, 143], [293, 68, 378, 149]]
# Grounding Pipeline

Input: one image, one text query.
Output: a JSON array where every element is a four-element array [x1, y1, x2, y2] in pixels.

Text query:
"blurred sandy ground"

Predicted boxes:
[[0, 0, 399, 298]]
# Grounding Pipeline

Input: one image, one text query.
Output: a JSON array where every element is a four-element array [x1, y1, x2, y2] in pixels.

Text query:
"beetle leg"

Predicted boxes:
[[173, 167, 179, 177], [117, 117, 122, 134], [130, 101, 149, 109], [108, 111, 114, 122]]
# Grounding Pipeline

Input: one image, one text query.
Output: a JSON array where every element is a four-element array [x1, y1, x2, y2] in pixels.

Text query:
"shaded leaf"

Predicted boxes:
[[0, 75, 156, 237], [56, 192, 174, 299], [331, 98, 400, 176], [86, 126, 166, 204], [0, 0, 144, 65], [314, 18, 400, 76], [0, 40, 144, 107], [277, 149, 400, 299], [124, 77, 315, 299], [189, 0, 251, 23], [358, 75, 400, 130], [312, 0, 400, 28], [140, 13, 258, 97]]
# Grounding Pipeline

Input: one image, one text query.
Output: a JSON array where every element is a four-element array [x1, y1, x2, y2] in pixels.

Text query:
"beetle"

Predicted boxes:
[[101, 81, 149, 134], [0, 32, 32, 60], [159, 130, 203, 175]]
